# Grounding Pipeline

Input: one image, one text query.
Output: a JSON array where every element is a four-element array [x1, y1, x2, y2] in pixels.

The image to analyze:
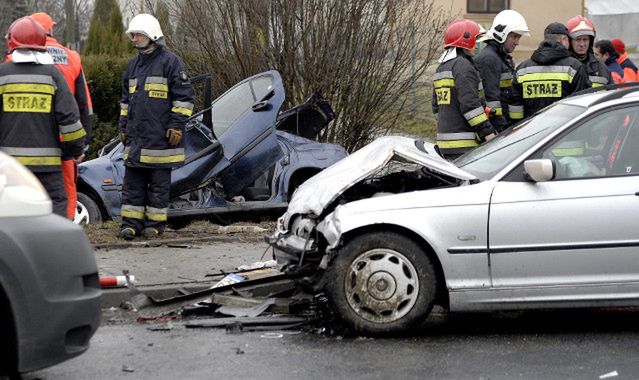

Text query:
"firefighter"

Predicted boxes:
[[593, 40, 625, 84], [31, 12, 93, 221], [432, 19, 496, 160], [475, 10, 529, 132], [611, 38, 638, 82], [510, 23, 590, 121], [0, 16, 85, 217], [567, 15, 612, 88], [118, 14, 194, 240]]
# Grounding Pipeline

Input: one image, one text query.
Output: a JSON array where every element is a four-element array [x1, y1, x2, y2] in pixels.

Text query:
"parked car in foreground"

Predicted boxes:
[[75, 70, 346, 225], [0, 152, 101, 375], [269, 87, 639, 335]]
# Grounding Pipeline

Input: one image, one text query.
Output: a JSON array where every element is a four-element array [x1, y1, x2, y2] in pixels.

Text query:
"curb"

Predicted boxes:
[[93, 234, 264, 250]]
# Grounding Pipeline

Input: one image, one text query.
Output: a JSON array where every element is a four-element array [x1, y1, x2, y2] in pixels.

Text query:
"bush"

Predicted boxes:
[[82, 55, 130, 158]]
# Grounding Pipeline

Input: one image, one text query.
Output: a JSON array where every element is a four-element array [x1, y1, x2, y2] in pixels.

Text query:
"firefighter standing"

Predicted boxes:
[[510, 23, 590, 121], [475, 10, 529, 132], [566, 15, 612, 88], [0, 17, 85, 217], [432, 19, 496, 160], [31, 12, 93, 221], [118, 14, 194, 240]]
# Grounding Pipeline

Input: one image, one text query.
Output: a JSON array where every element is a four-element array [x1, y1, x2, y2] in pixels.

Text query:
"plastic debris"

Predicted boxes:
[[236, 260, 278, 272], [100, 275, 135, 288], [212, 273, 246, 288], [600, 371, 619, 379]]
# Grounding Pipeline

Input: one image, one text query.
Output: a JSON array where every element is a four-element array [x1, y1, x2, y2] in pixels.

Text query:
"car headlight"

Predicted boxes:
[[0, 151, 51, 217]]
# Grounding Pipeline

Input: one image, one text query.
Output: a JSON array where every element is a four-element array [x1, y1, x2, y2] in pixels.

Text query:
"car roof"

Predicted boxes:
[[562, 85, 639, 109]]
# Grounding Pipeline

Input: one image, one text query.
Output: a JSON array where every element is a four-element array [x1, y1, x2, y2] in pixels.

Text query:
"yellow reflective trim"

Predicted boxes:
[[139, 153, 185, 164], [129, 85, 136, 93], [434, 88, 451, 105], [467, 112, 488, 127], [146, 212, 167, 222], [145, 83, 169, 92], [510, 111, 524, 119], [121, 210, 145, 220], [552, 147, 584, 157], [499, 79, 513, 87], [518, 73, 572, 82], [0, 83, 55, 94], [434, 79, 455, 88], [592, 83, 603, 88], [15, 156, 61, 166], [149, 90, 168, 99], [438, 140, 479, 149], [61, 128, 87, 142], [171, 107, 193, 116], [522, 81, 562, 99], [478, 90, 485, 99], [493, 107, 503, 116], [3, 94, 51, 113], [120, 109, 128, 116]]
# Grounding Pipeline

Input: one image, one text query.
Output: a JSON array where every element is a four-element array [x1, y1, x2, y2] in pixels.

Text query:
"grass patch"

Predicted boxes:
[[392, 114, 437, 141]]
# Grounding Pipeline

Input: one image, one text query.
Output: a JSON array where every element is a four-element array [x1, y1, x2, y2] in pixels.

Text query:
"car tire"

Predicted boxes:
[[75, 192, 102, 224], [326, 231, 437, 335]]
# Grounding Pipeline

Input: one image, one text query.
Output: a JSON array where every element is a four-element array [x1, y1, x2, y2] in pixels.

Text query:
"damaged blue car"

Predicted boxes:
[[75, 70, 347, 225]]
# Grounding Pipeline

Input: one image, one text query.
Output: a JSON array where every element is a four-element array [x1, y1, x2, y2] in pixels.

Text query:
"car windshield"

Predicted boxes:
[[455, 103, 587, 180]]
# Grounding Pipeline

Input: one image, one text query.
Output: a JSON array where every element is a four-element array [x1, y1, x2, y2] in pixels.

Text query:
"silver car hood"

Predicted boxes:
[[285, 136, 477, 218]]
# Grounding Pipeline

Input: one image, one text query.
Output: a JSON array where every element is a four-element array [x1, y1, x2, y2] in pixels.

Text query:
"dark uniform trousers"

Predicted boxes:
[[36, 172, 67, 217], [121, 167, 171, 233]]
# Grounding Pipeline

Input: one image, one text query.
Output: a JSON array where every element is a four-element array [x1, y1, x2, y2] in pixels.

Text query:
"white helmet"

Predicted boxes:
[[126, 13, 163, 41], [488, 10, 530, 43]]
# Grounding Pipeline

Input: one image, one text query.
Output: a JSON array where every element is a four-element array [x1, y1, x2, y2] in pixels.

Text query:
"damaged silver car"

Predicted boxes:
[[268, 88, 639, 334]]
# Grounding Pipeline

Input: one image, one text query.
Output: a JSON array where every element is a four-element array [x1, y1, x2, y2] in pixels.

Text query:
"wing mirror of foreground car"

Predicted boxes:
[[252, 100, 270, 111], [524, 159, 555, 182]]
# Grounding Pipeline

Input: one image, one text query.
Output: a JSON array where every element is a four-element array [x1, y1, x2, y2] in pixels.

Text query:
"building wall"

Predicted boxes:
[[435, 0, 584, 63]]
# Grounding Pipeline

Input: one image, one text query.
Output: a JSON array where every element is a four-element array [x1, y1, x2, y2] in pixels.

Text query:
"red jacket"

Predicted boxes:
[[617, 52, 638, 82]]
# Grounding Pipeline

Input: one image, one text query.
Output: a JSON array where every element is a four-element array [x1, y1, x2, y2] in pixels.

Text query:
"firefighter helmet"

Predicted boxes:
[[566, 15, 596, 39], [31, 12, 56, 34], [5, 16, 47, 53], [444, 19, 485, 50], [126, 13, 164, 41], [488, 10, 530, 43]]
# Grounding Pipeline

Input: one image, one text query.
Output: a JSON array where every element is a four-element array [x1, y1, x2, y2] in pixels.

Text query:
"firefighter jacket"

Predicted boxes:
[[475, 40, 515, 131], [577, 52, 612, 88], [44, 36, 93, 156], [119, 47, 194, 169], [0, 56, 84, 172], [432, 51, 494, 156], [510, 40, 591, 121], [617, 52, 638, 82]]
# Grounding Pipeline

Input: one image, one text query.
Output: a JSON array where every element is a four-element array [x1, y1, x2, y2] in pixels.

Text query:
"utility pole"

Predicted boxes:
[[65, 0, 77, 49]]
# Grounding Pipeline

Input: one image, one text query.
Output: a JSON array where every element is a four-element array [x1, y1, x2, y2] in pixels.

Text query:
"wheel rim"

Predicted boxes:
[[344, 248, 419, 324], [74, 200, 90, 224]]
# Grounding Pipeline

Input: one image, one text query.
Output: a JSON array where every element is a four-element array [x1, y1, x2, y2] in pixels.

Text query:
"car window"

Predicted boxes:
[[456, 103, 586, 180], [211, 75, 274, 138], [539, 106, 639, 179]]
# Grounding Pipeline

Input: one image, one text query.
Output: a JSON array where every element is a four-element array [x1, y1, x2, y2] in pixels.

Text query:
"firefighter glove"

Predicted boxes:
[[166, 128, 183, 145], [477, 121, 497, 143], [119, 132, 126, 144]]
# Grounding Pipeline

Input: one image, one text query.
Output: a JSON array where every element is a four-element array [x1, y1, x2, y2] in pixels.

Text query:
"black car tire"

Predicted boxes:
[[326, 231, 437, 335], [76, 192, 102, 224]]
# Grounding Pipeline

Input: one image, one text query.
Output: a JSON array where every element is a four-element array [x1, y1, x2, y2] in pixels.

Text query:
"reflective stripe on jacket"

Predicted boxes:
[[510, 40, 591, 120], [0, 62, 84, 172], [431, 52, 487, 156], [119, 47, 195, 169]]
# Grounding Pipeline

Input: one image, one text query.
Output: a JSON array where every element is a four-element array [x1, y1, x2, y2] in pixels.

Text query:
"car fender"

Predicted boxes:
[[317, 182, 495, 289]]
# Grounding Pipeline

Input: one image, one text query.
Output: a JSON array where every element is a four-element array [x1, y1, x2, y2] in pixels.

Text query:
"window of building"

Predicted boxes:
[[467, 0, 509, 13]]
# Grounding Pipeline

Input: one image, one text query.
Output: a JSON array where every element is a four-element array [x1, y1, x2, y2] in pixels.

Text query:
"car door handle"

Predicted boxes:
[[252, 100, 270, 111], [636, 192, 639, 196]]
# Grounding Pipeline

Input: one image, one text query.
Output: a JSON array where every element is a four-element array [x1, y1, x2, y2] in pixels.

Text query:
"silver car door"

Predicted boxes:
[[489, 105, 639, 290]]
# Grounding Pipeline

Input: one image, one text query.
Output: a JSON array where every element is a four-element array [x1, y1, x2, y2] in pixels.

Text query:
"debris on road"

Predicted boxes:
[[236, 260, 277, 271], [599, 371, 619, 379], [212, 273, 246, 288], [100, 275, 135, 288]]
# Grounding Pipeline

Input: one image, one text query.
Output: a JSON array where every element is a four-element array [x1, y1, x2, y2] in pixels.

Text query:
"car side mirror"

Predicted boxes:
[[524, 159, 555, 182]]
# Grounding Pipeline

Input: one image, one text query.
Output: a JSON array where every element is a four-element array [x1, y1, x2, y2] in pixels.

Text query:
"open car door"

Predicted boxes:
[[211, 71, 285, 197]]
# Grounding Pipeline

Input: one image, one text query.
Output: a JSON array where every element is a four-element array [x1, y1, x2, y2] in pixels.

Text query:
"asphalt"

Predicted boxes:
[[96, 233, 275, 309]]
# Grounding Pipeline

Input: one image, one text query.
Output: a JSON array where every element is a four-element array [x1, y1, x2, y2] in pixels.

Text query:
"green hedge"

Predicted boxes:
[[82, 55, 130, 159]]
